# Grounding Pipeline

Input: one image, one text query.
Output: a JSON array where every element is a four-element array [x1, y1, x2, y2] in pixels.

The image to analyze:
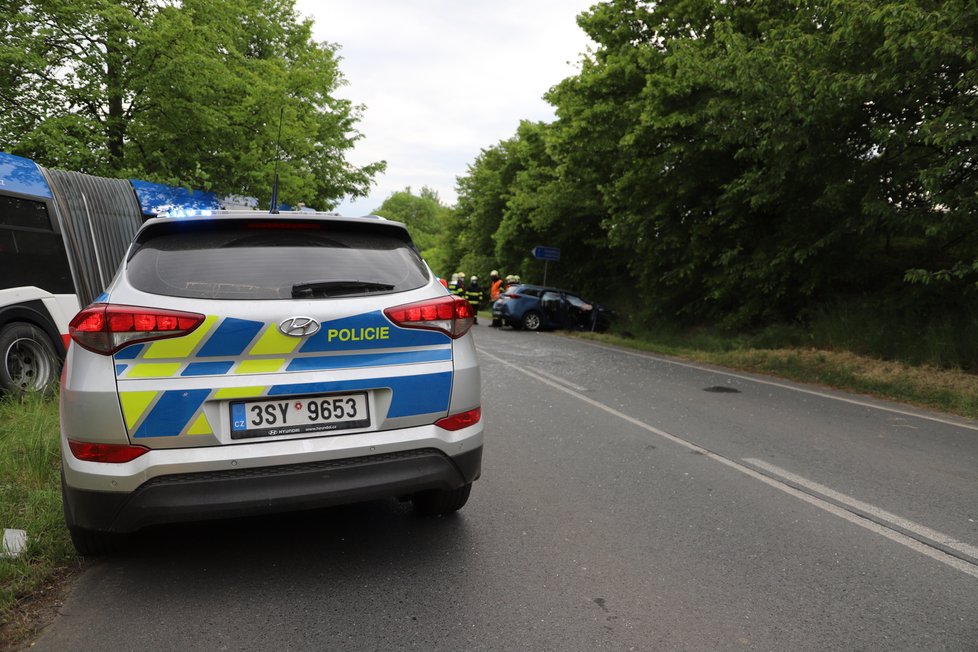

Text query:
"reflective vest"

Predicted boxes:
[[490, 279, 503, 301]]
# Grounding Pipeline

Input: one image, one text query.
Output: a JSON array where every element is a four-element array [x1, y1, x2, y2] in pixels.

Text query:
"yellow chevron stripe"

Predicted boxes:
[[127, 363, 181, 378], [186, 413, 213, 435], [235, 359, 285, 374], [143, 315, 218, 359], [119, 391, 158, 430], [214, 386, 267, 399], [249, 325, 302, 356]]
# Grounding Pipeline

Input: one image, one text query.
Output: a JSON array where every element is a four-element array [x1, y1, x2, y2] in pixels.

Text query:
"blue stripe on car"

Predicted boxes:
[[286, 349, 451, 372], [267, 372, 453, 418], [299, 311, 449, 353], [134, 389, 211, 438], [114, 344, 144, 360], [197, 318, 263, 357]]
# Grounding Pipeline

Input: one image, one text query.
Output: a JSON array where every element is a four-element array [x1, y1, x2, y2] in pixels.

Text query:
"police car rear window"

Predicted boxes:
[[126, 221, 430, 300]]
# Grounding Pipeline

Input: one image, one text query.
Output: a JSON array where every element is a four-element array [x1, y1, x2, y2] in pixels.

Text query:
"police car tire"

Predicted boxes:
[[0, 322, 60, 396], [68, 526, 128, 556], [521, 311, 543, 331], [412, 483, 472, 516]]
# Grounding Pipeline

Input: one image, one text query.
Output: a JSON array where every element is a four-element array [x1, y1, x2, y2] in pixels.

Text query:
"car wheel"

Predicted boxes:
[[521, 311, 543, 331], [0, 322, 60, 396], [412, 483, 472, 516]]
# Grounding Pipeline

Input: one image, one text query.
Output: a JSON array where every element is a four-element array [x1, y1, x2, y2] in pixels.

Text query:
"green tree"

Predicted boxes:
[[373, 187, 452, 271], [493, 120, 626, 297], [452, 141, 522, 281], [0, 0, 383, 208], [555, 0, 978, 328]]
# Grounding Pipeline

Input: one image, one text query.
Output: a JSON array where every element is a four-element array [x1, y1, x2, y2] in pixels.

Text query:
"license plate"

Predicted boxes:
[[230, 392, 370, 439]]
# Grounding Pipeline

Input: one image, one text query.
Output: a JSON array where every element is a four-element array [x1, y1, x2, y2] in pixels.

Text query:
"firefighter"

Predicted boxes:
[[489, 270, 503, 302], [453, 272, 466, 297], [489, 270, 503, 327], [447, 273, 460, 294], [466, 275, 483, 324]]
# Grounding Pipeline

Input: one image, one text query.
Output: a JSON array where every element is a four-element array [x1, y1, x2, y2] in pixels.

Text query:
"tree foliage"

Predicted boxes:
[[373, 187, 452, 270], [450, 119, 628, 299], [0, 0, 384, 208], [451, 0, 978, 360]]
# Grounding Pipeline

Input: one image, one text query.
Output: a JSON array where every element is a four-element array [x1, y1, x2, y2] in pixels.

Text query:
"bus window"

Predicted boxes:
[[0, 195, 73, 293]]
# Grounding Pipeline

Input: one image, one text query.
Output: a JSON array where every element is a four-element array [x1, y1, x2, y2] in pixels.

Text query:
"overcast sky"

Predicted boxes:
[[293, 0, 597, 215]]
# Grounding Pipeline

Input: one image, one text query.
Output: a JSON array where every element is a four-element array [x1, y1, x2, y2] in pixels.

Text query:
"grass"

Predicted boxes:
[[0, 392, 79, 645]]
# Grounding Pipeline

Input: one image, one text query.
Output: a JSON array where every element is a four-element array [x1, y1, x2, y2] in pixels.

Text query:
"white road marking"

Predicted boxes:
[[743, 458, 978, 561], [527, 367, 589, 392], [479, 348, 978, 580], [570, 339, 978, 433]]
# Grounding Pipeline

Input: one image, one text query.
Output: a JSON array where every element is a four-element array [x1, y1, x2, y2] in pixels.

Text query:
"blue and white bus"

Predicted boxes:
[[0, 152, 225, 394]]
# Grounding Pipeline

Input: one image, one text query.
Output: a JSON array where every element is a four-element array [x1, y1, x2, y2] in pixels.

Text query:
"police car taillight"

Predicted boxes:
[[68, 439, 150, 463], [69, 304, 205, 355], [435, 407, 482, 431], [384, 296, 475, 338]]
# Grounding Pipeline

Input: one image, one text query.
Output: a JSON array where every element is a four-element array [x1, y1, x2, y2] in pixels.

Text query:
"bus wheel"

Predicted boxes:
[[0, 323, 60, 396]]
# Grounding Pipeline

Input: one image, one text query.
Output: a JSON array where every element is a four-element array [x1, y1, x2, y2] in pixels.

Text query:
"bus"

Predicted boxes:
[[0, 152, 225, 394]]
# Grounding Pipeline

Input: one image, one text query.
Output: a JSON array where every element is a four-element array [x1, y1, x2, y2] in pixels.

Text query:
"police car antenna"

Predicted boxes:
[[269, 106, 284, 214]]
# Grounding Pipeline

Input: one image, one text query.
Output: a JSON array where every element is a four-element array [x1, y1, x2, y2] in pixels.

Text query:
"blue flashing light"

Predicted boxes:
[[130, 178, 221, 217], [158, 208, 215, 218]]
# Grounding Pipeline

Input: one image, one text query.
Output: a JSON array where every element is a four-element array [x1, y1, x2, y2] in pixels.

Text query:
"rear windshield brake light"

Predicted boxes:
[[246, 221, 321, 230], [70, 304, 205, 355]]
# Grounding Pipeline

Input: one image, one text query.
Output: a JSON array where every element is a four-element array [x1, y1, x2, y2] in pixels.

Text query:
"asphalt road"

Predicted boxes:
[[30, 324, 978, 650]]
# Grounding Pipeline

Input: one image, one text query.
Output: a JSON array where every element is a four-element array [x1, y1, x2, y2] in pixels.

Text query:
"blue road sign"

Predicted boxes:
[[532, 246, 561, 261]]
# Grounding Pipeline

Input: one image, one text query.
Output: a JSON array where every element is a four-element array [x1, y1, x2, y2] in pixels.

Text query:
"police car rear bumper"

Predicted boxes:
[[62, 446, 482, 533]]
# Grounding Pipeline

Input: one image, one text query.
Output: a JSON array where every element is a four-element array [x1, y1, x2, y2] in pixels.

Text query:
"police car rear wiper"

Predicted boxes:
[[291, 280, 395, 297]]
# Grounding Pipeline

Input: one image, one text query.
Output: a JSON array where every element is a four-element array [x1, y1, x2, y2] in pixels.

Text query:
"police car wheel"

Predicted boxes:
[[0, 322, 60, 396], [521, 311, 543, 331], [412, 483, 472, 516]]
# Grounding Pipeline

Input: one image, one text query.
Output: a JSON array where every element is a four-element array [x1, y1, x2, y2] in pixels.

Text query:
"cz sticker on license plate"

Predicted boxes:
[[230, 392, 370, 439]]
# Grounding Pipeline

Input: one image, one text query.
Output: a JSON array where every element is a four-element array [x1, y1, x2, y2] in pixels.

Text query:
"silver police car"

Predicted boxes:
[[60, 211, 482, 554]]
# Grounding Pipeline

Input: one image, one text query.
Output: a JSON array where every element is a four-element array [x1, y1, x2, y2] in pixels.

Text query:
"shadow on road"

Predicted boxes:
[[128, 497, 473, 565], [30, 500, 482, 650]]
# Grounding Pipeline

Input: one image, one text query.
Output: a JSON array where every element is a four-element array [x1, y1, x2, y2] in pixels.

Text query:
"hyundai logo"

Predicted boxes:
[[279, 316, 321, 337]]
